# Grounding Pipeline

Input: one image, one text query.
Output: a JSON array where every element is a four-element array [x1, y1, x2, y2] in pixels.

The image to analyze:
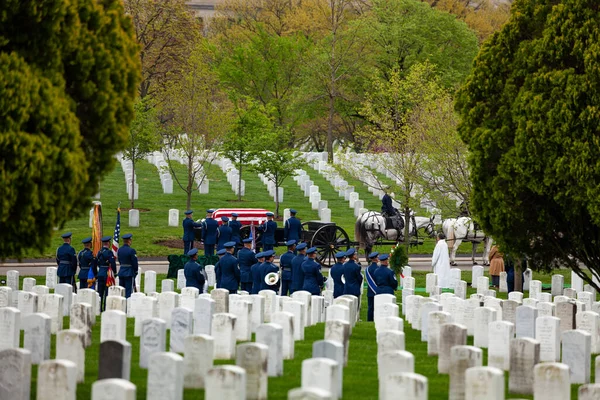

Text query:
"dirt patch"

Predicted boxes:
[[155, 239, 204, 250], [121, 208, 151, 213]]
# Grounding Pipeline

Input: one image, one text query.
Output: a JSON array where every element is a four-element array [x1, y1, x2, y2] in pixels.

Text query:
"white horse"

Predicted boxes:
[[442, 217, 493, 266], [354, 211, 436, 255]]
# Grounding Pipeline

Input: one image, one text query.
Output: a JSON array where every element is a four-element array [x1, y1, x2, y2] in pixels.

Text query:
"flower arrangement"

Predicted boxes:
[[389, 243, 408, 275]]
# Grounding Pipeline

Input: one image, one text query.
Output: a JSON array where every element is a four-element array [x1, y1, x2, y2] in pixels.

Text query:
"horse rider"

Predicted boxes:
[[217, 242, 240, 294], [302, 247, 325, 295], [258, 212, 277, 251], [56, 232, 77, 291], [374, 254, 397, 295], [77, 237, 96, 290], [202, 209, 218, 257], [342, 248, 363, 301], [290, 242, 308, 294], [365, 251, 380, 321], [238, 238, 257, 293], [182, 210, 202, 254], [279, 240, 296, 296], [381, 189, 398, 217], [284, 209, 303, 244], [260, 250, 279, 292], [96, 235, 117, 310], [250, 252, 266, 295], [117, 233, 138, 299], [330, 251, 346, 299], [184, 248, 206, 292]]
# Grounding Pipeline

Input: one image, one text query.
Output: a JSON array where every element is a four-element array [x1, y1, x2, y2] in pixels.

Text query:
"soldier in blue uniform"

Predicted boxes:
[[217, 216, 233, 251], [289, 242, 307, 294], [184, 248, 206, 292], [284, 209, 303, 243], [202, 209, 218, 257], [279, 240, 296, 296], [374, 254, 397, 295], [365, 251, 380, 321], [218, 242, 240, 294], [342, 248, 363, 299], [117, 233, 138, 299], [96, 236, 117, 310], [56, 232, 77, 291], [251, 252, 265, 295], [182, 210, 202, 254], [229, 213, 242, 249], [330, 251, 346, 298], [260, 250, 279, 292], [77, 237, 96, 290], [237, 238, 256, 293], [302, 247, 324, 295], [215, 248, 227, 288], [258, 212, 277, 251]]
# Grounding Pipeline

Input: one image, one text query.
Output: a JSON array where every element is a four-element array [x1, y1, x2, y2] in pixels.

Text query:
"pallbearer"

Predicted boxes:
[[77, 237, 96, 290], [117, 233, 138, 298], [258, 212, 277, 251], [202, 209, 218, 257], [97, 236, 117, 310], [261, 250, 279, 292], [182, 210, 201, 254], [56, 232, 77, 291], [238, 238, 257, 293], [279, 240, 296, 296], [216, 216, 232, 251], [330, 251, 346, 298], [374, 254, 397, 294], [365, 251, 380, 321], [229, 213, 242, 249], [184, 248, 206, 292]]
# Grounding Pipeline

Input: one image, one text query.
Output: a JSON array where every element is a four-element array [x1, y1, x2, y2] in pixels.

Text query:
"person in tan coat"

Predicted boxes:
[[488, 245, 504, 288]]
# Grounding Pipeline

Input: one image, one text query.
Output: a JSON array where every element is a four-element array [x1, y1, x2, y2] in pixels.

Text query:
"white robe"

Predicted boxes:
[[432, 239, 451, 288]]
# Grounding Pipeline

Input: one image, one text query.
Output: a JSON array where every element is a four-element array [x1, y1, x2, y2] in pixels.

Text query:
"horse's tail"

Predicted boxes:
[[354, 213, 369, 250]]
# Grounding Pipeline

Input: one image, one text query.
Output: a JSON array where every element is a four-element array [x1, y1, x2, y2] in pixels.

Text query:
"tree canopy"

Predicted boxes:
[[456, 0, 600, 284], [0, 0, 140, 257]]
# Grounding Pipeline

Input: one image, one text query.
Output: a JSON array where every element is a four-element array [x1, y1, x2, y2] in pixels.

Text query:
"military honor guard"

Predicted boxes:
[[117, 233, 138, 298], [301, 247, 325, 295], [374, 254, 397, 294], [342, 248, 363, 300], [77, 237, 96, 290], [260, 250, 279, 292], [330, 251, 346, 298], [279, 240, 296, 295], [365, 251, 380, 321], [229, 213, 242, 247], [202, 209, 218, 257], [218, 242, 240, 294], [251, 252, 266, 295], [216, 216, 233, 251], [284, 209, 303, 243], [182, 210, 202, 254], [184, 248, 206, 292], [290, 242, 308, 294], [238, 238, 257, 293], [97, 236, 117, 310], [215, 248, 227, 288], [258, 212, 277, 251], [56, 232, 77, 291]]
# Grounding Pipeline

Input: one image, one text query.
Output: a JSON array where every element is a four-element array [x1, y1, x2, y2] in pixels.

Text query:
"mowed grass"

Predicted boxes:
[[2, 268, 597, 399]]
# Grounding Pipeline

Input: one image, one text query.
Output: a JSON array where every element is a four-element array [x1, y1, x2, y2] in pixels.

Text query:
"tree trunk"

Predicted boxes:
[[275, 182, 280, 218], [186, 154, 193, 210], [238, 158, 243, 201], [327, 94, 334, 163], [514, 258, 523, 292], [404, 205, 411, 255], [130, 158, 136, 209]]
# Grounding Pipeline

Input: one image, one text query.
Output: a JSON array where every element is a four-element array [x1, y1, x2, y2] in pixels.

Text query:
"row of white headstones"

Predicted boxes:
[[0, 266, 363, 399]]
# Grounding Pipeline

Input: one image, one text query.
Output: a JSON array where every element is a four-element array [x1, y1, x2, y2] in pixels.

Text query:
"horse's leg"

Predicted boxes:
[[451, 239, 462, 266], [483, 238, 493, 265]]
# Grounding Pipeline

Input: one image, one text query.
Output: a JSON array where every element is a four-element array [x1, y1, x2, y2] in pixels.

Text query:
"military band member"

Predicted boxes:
[[374, 254, 397, 294], [238, 238, 257, 293], [219, 242, 240, 294], [301, 247, 324, 295], [258, 212, 277, 251], [365, 251, 380, 321], [290, 242, 308, 294], [260, 250, 279, 292], [77, 237, 96, 290], [184, 248, 206, 292], [202, 209, 218, 257], [217, 216, 233, 251], [97, 236, 117, 310], [330, 251, 346, 298], [251, 252, 266, 295], [182, 210, 202, 254], [279, 240, 296, 295], [215, 248, 227, 288], [56, 232, 77, 291], [117, 233, 138, 299]]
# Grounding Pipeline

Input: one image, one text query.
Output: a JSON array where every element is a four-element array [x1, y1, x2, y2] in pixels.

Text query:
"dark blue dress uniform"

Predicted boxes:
[[258, 213, 277, 251], [284, 211, 303, 242], [182, 210, 202, 254], [117, 234, 138, 299], [214, 249, 227, 288], [97, 238, 117, 310], [229, 214, 242, 244], [342, 249, 363, 297], [365, 252, 380, 322], [301, 248, 324, 295], [260, 250, 279, 292], [218, 244, 240, 294], [184, 249, 206, 292], [330, 252, 346, 298], [217, 217, 233, 251], [56, 232, 77, 287], [374, 255, 397, 295], [77, 237, 96, 290], [202, 211, 218, 257], [250, 253, 265, 295], [381, 193, 396, 215], [279, 240, 296, 296], [290, 243, 308, 294], [237, 240, 257, 293]]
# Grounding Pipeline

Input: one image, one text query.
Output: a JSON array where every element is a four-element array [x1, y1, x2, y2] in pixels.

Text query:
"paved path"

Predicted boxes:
[[0, 256, 483, 276]]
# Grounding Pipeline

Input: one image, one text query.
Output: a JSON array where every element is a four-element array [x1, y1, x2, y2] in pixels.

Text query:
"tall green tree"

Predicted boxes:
[[123, 98, 161, 208], [0, 0, 140, 257], [456, 0, 600, 287]]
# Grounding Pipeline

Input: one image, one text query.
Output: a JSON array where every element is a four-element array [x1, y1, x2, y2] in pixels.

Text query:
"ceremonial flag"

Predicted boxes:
[[91, 202, 103, 255], [250, 223, 256, 251], [87, 267, 96, 289], [107, 205, 121, 287]]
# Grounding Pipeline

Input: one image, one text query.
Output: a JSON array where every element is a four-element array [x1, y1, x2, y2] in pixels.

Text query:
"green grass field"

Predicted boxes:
[[3, 268, 596, 399]]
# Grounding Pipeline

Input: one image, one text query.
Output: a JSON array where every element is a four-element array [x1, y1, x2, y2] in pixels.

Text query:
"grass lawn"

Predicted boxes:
[[3, 268, 596, 399]]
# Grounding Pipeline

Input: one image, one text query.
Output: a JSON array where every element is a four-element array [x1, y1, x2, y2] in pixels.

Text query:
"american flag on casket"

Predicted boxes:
[[211, 208, 272, 225]]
